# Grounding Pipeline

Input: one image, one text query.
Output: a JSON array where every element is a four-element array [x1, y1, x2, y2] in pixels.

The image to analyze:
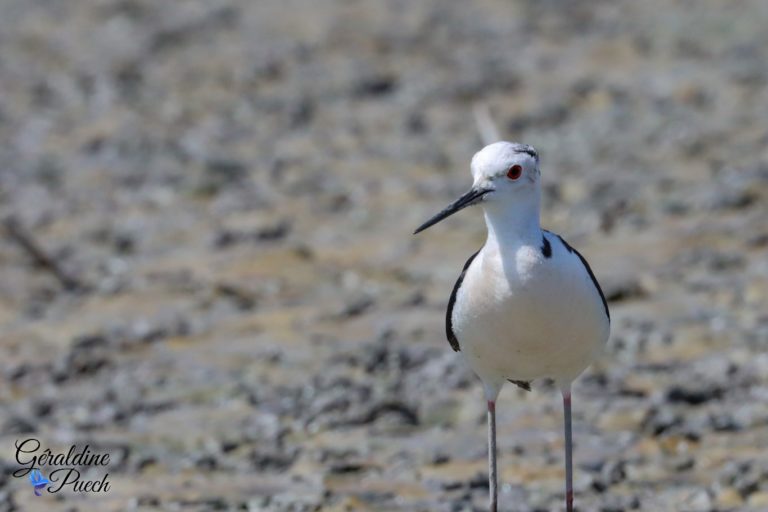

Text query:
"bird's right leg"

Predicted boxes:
[[487, 399, 498, 512]]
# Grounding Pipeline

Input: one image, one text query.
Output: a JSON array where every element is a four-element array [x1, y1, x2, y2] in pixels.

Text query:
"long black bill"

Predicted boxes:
[[413, 187, 491, 234]]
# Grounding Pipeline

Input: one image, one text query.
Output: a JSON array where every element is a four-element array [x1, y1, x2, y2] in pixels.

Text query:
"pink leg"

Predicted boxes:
[[487, 400, 497, 512], [562, 388, 573, 512]]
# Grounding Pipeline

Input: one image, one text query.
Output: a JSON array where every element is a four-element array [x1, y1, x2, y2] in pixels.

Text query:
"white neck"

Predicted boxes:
[[482, 187, 542, 251]]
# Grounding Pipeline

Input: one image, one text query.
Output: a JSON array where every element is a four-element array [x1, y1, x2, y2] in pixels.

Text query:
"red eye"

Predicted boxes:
[[507, 164, 523, 180]]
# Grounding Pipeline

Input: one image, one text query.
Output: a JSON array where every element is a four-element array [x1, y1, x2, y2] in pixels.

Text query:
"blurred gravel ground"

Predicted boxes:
[[1, 0, 768, 511]]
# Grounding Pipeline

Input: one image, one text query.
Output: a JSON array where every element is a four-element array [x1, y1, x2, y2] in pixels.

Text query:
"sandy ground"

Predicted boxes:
[[1, 0, 768, 511]]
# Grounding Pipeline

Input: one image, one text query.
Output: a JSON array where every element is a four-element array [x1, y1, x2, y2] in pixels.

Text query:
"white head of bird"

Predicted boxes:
[[414, 141, 542, 238]]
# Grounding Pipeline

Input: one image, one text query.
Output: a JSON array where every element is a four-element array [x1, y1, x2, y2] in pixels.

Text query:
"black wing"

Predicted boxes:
[[547, 231, 610, 322], [445, 249, 480, 352], [508, 379, 531, 391]]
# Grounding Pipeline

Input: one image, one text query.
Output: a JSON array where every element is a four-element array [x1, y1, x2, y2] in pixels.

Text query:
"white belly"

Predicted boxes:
[[452, 239, 609, 388]]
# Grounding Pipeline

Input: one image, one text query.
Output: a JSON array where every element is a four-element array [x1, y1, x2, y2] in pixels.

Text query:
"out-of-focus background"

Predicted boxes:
[[1, 1, 767, 511]]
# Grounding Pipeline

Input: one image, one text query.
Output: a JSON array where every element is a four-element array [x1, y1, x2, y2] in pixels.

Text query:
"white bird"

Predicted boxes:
[[414, 141, 610, 512]]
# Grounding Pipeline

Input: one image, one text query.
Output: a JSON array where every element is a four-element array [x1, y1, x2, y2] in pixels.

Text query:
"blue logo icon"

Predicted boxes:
[[29, 469, 49, 496]]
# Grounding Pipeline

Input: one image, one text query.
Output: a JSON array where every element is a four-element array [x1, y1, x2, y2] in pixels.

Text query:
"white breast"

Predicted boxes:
[[451, 233, 609, 388]]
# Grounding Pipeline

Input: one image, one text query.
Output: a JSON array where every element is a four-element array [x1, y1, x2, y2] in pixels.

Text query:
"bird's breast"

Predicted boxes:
[[451, 243, 608, 383]]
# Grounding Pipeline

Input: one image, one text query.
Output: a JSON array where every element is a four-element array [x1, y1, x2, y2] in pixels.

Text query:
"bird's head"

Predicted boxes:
[[414, 141, 540, 234]]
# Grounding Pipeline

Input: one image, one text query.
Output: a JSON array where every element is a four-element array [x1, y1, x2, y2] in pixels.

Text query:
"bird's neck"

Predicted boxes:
[[483, 192, 542, 251]]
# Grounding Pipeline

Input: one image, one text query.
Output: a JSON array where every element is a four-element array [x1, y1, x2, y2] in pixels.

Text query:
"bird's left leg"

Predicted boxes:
[[562, 385, 573, 512]]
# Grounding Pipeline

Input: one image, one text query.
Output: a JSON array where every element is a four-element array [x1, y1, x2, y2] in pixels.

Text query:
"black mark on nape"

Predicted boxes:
[[541, 236, 552, 258], [446, 249, 481, 352], [513, 144, 538, 159]]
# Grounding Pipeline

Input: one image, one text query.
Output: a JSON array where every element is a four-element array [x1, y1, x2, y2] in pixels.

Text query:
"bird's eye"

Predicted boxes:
[[506, 164, 523, 180]]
